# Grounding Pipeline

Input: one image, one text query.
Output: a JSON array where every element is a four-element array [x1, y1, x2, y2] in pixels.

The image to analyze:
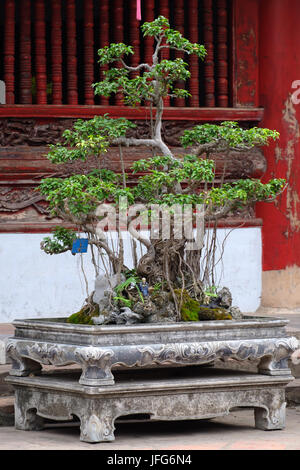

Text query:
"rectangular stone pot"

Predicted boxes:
[[6, 315, 299, 388]]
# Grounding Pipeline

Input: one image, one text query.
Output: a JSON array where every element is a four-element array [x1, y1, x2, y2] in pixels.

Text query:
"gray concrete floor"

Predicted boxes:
[[1, 408, 300, 450]]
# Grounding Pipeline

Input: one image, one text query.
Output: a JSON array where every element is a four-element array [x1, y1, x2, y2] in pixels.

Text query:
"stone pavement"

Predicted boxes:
[[1, 407, 300, 450], [1, 315, 300, 451]]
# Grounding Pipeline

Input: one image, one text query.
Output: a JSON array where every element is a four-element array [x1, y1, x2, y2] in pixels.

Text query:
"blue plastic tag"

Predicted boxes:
[[71, 238, 89, 254]]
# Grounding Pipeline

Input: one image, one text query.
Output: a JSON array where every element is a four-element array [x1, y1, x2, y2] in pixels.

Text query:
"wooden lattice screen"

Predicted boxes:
[[1, 0, 231, 107]]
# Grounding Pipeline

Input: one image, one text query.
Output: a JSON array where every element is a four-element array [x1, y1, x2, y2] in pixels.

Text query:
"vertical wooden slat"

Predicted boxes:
[[19, 0, 32, 104], [84, 0, 94, 104], [35, 0, 47, 104], [188, 0, 200, 107], [99, 0, 109, 105], [129, 0, 140, 77], [173, 0, 185, 107], [66, 0, 78, 104], [4, 0, 15, 104], [51, 0, 62, 104], [113, 0, 124, 105], [159, 0, 170, 106], [143, 0, 155, 66], [203, 0, 215, 107], [217, 0, 229, 106]]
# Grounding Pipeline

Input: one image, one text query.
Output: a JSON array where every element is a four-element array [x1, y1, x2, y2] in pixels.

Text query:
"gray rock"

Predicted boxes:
[[229, 306, 243, 319], [92, 315, 106, 325], [118, 307, 143, 325], [217, 287, 232, 308], [93, 274, 125, 305]]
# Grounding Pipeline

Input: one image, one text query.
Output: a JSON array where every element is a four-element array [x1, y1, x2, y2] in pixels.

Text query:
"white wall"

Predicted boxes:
[[0, 227, 261, 322]]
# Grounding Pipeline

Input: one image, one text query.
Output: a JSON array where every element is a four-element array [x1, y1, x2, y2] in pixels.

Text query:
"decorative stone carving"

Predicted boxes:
[[6, 366, 291, 443], [74, 346, 115, 386], [6, 322, 299, 387]]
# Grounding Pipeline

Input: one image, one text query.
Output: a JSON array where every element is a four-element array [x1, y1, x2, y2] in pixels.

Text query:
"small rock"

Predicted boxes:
[[228, 306, 243, 320], [93, 274, 125, 305], [217, 287, 232, 308]]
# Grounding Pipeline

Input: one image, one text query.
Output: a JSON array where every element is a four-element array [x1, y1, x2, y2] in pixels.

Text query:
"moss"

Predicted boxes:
[[66, 303, 100, 325], [174, 288, 232, 322], [198, 307, 232, 321], [174, 289, 202, 322]]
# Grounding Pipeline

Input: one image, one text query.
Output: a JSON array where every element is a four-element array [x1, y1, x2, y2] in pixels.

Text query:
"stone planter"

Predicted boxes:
[[6, 315, 299, 388], [5, 315, 299, 442]]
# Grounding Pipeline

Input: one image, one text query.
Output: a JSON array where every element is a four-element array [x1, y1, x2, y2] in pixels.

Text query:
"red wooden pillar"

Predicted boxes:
[[35, 0, 47, 104], [113, 0, 124, 105], [19, 0, 32, 104], [4, 0, 15, 104], [84, 0, 94, 104], [66, 0, 78, 104], [256, 0, 300, 309], [203, 0, 215, 107], [51, 0, 62, 104], [231, 0, 259, 107], [173, 0, 185, 107], [216, 0, 228, 106], [99, 0, 109, 105]]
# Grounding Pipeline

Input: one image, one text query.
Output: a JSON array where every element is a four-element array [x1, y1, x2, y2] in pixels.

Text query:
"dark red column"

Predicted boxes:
[[257, 0, 300, 308], [35, 0, 47, 104], [19, 0, 32, 104], [113, 0, 124, 105], [159, 0, 170, 106], [173, 0, 185, 107], [188, 0, 200, 107], [216, 0, 228, 107], [4, 0, 15, 104], [99, 0, 109, 105], [66, 0, 78, 104], [83, 0, 94, 104], [51, 0, 62, 104]]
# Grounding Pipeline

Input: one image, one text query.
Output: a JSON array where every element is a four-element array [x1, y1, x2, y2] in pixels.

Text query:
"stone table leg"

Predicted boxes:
[[79, 413, 115, 443]]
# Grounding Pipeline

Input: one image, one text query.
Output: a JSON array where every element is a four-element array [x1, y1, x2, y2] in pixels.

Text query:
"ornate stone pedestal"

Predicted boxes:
[[6, 367, 292, 443], [6, 316, 299, 387], [5, 315, 298, 443]]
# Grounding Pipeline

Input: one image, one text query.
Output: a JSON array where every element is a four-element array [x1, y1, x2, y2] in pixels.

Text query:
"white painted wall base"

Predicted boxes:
[[0, 227, 262, 323]]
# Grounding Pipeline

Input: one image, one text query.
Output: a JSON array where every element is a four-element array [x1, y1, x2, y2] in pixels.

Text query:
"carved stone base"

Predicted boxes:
[[6, 367, 291, 443], [6, 317, 299, 387]]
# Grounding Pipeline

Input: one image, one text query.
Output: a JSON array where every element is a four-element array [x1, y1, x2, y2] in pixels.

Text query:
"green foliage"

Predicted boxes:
[[141, 16, 206, 59], [39, 169, 136, 217], [97, 43, 134, 65], [204, 286, 218, 298], [41, 227, 77, 255], [181, 121, 280, 151], [115, 276, 144, 304], [39, 16, 285, 279], [47, 115, 135, 164], [113, 296, 133, 308], [93, 16, 206, 105], [206, 178, 286, 206]]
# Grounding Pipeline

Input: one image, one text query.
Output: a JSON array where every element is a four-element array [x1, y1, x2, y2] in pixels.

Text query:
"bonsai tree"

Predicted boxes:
[[39, 17, 284, 325]]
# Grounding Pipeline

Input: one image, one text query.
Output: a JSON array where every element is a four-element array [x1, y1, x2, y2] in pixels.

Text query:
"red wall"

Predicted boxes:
[[257, 0, 300, 271]]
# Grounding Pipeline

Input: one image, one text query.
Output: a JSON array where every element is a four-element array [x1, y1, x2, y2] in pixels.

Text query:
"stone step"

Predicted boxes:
[[0, 396, 14, 426]]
